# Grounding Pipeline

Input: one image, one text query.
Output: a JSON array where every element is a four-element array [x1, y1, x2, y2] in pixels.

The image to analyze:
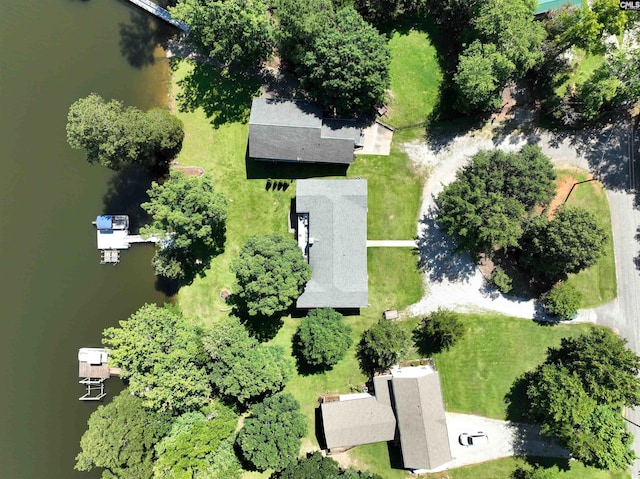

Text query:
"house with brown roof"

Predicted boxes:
[[320, 364, 452, 471]]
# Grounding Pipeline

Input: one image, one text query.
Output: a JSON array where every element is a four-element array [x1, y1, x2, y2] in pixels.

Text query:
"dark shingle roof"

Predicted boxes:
[[296, 179, 368, 308], [321, 397, 396, 449], [248, 98, 359, 164]]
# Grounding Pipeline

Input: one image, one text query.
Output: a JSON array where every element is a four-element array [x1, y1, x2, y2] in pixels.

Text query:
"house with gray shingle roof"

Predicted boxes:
[[320, 365, 452, 472], [249, 98, 364, 164], [295, 179, 368, 309]]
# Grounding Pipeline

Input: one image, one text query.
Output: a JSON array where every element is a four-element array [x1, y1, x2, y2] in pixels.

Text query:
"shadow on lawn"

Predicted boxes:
[[177, 63, 260, 127]]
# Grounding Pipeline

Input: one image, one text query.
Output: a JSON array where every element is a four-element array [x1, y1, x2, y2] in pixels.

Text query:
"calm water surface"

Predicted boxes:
[[0, 1, 173, 477]]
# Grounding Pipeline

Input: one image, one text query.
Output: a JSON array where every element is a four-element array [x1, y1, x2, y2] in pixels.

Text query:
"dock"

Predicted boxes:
[[78, 348, 120, 401], [122, 0, 190, 32], [93, 215, 167, 264]]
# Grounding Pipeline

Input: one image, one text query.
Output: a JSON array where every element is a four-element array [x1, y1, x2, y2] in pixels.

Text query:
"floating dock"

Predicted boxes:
[[78, 348, 120, 401], [122, 0, 190, 32], [93, 215, 165, 264]]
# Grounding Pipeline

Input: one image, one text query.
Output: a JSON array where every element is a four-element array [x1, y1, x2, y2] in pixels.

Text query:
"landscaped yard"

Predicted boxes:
[[555, 169, 617, 308]]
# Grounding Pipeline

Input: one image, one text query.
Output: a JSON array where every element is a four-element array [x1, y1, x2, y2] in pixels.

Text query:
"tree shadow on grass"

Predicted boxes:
[[228, 294, 286, 342], [505, 374, 532, 423], [176, 63, 261, 128], [118, 9, 174, 69]]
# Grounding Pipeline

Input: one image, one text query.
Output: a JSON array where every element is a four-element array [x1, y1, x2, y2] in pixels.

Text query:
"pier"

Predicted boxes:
[[78, 348, 120, 401], [122, 0, 190, 33], [93, 215, 167, 264]]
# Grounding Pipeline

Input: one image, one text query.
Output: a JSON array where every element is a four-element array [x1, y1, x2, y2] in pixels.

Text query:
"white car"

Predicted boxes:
[[459, 432, 489, 446]]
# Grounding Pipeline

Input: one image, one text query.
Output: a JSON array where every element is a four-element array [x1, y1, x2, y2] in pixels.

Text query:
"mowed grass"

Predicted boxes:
[[351, 446, 629, 479], [556, 169, 617, 308], [427, 313, 594, 419], [555, 49, 605, 97], [386, 29, 443, 135]]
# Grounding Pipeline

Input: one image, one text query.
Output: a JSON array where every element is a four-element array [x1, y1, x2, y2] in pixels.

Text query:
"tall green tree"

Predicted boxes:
[[171, 0, 274, 67], [141, 172, 228, 283], [274, 0, 335, 64], [413, 308, 465, 355], [202, 319, 293, 404], [103, 304, 211, 413], [294, 308, 352, 370], [236, 394, 307, 472], [153, 402, 239, 479], [436, 147, 555, 257], [519, 207, 607, 282], [299, 6, 390, 116], [230, 234, 311, 316], [357, 320, 411, 372], [66, 93, 183, 169], [521, 328, 640, 470], [75, 390, 172, 479]]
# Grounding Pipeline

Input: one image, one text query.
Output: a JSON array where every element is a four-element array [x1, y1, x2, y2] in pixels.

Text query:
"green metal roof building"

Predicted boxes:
[[535, 0, 582, 14]]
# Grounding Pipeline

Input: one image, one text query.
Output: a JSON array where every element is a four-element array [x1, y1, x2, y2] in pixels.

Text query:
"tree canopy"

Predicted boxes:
[[141, 172, 228, 283], [413, 308, 465, 356], [153, 402, 239, 479], [102, 304, 211, 413], [540, 282, 582, 320], [519, 207, 607, 282], [294, 308, 352, 370], [171, 0, 275, 67], [75, 390, 172, 479], [298, 6, 390, 116], [273, 452, 381, 479], [230, 234, 311, 316], [521, 328, 640, 469], [357, 320, 411, 372], [236, 393, 307, 472], [67, 93, 183, 169], [202, 319, 293, 404], [435, 146, 556, 257]]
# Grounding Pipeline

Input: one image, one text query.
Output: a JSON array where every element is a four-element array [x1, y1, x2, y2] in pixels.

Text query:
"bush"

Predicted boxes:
[[540, 282, 582, 319], [294, 308, 352, 370], [413, 308, 465, 355], [491, 266, 513, 294]]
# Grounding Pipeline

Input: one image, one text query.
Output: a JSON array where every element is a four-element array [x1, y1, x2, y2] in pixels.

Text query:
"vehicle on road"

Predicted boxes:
[[459, 432, 489, 446]]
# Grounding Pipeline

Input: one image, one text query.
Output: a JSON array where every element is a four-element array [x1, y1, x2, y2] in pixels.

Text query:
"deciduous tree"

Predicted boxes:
[[294, 308, 352, 370], [171, 0, 274, 67], [153, 402, 239, 479], [236, 394, 307, 472], [66, 93, 183, 169], [103, 304, 210, 413], [357, 320, 411, 372], [203, 319, 293, 404], [299, 6, 390, 116], [273, 452, 381, 479], [75, 390, 172, 479], [230, 234, 311, 316], [141, 172, 228, 283], [540, 282, 582, 320]]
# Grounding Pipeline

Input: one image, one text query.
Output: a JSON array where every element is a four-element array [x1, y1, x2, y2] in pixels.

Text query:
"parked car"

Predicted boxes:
[[459, 432, 489, 446]]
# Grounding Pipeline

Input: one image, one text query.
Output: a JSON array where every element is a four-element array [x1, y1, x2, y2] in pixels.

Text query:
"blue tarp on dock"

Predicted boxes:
[[96, 216, 113, 230]]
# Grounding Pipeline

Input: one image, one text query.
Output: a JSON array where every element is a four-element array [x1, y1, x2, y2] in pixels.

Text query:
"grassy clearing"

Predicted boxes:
[[554, 49, 605, 97], [425, 313, 594, 419], [555, 169, 617, 308], [386, 29, 443, 136]]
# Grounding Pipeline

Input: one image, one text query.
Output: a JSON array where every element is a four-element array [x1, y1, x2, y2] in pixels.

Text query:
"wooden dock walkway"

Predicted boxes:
[[123, 0, 190, 32]]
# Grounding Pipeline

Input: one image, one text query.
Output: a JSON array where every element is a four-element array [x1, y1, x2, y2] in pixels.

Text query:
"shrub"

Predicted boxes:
[[540, 282, 582, 319], [491, 266, 513, 294], [413, 308, 465, 355]]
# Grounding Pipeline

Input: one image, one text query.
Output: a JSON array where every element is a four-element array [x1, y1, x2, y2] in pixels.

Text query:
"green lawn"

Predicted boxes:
[[554, 49, 605, 97], [386, 29, 443, 136], [556, 169, 617, 308]]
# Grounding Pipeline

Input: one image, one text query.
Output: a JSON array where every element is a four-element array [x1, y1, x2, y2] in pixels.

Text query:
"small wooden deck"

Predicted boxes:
[[79, 362, 110, 379]]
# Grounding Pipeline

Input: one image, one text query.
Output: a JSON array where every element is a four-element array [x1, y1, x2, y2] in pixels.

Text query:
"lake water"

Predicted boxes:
[[0, 1, 173, 477]]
